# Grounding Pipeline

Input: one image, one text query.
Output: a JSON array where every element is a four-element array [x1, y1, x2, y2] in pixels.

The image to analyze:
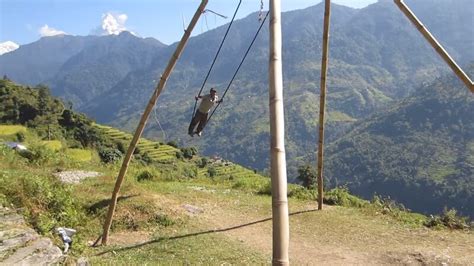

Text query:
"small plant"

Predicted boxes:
[[167, 141, 178, 148], [324, 187, 368, 208], [16, 131, 26, 142], [424, 208, 471, 230], [136, 170, 158, 182], [180, 147, 197, 159], [98, 147, 122, 164], [149, 213, 175, 227], [198, 157, 208, 168], [208, 166, 217, 178]]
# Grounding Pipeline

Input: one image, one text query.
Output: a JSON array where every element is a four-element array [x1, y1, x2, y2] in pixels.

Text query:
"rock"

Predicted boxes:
[[0, 206, 65, 265], [53, 170, 100, 184]]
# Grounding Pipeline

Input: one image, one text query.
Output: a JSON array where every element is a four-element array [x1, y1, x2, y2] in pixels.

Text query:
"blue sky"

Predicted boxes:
[[0, 0, 377, 45]]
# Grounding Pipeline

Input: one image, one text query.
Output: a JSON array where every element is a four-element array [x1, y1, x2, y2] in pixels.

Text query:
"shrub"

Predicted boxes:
[[116, 141, 127, 154], [198, 157, 208, 168], [207, 166, 217, 178], [149, 213, 175, 227], [167, 141, 178, 148], [98, 147, 122, 164], [0, 171, 86, 234], [324, 187, 368, 208], [16, 131, 26, 142], [288, 184, 315, 200], [19, 143, 58, 165], [424, 208, 471, 230], [136, 170, 159, 182], [180, 147, 197, 159]]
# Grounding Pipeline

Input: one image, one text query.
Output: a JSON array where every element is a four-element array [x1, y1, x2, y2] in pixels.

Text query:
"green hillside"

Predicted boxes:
[[1, 79, 473, 264], [323, 70, 474, 217]]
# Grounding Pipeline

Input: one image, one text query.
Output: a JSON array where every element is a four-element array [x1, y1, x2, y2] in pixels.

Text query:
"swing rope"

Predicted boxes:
[[206, 11, 269, 124], [191, 0, 242, 121]]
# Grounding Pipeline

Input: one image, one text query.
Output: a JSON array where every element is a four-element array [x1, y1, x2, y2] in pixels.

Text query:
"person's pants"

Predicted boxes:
[[188, 111, 208, 134]]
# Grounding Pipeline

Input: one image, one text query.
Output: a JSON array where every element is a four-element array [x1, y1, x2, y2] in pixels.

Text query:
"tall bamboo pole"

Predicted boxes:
[[316, 0, 332, 210], [269, 0, 289, 264], [394, 0, 474, 93], [101, 0, 208, 246]]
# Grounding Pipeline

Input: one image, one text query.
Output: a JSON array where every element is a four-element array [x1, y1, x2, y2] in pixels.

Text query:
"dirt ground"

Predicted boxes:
[[106, 187, 474, 265]]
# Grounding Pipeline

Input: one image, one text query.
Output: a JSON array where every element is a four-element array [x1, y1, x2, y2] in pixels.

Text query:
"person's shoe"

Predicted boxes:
[[188, 131, 194, 137], [196, 131, 202, 137]]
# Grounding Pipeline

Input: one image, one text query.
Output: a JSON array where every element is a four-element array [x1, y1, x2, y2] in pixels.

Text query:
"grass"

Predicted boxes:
[[1, 125, 473, 265], [0, 125, 27, 136], [66, 148, 93, 162], [41, 140, 62, 151]]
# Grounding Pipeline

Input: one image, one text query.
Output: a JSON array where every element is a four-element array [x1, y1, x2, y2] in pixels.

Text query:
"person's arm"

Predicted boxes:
[[195, 95, 202, 100]]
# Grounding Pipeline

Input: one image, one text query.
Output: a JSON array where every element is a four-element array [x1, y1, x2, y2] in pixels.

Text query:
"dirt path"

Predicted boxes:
[[185, 189, 474, 265], [106, 186, 474, 265]]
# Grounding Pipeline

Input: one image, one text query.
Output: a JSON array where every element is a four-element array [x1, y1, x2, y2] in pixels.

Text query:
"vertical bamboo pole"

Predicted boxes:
[[394, 0, 474, 93], [101, 0, 208, 246], [317, 0, 332, 210], [269, 0, 289, 264]]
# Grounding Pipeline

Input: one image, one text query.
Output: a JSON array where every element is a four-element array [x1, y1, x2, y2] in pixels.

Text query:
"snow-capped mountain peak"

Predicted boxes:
[[0, 41, 20, 55]]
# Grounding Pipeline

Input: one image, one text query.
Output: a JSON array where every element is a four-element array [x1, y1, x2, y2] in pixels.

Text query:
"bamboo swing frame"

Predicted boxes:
[[100, 0, 471, 263]]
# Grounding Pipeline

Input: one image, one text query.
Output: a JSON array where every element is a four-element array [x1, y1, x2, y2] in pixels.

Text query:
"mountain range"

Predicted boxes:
[[0, 0, 473, 216]]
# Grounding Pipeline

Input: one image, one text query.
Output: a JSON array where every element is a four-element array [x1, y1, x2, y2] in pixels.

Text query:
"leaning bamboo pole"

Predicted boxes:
[[394, 0, 474, 93], [316, 0, 332, 210], [101, 0, 208, 246], [269, 0, 290, 264]]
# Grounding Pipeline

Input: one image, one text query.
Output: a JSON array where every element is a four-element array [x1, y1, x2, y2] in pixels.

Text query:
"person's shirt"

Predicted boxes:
[[198, 94, 218, 114]]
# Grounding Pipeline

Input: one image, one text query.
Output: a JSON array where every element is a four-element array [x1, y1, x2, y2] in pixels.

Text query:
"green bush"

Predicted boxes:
[[98, 147, 122, 164], [198, 157, 208, 168], [16, 131, 26, 142], [180, 147, 197, 159], [0, 171, 85, 234], [324, 187, 368, 208], [288, 184, 315, 200], [167, 141, 178, 148], [136, 169, 159, 182], [424, 208, 471, 230], [19, 143, 59, 165], [149, 213, 175, 227], [207, 166, 217, 178]]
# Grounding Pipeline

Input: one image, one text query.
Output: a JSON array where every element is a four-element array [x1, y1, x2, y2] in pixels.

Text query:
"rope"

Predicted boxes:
[[191, 0, 242, 121], [206, 11, 269, 124], [152, 106, 167, 141]]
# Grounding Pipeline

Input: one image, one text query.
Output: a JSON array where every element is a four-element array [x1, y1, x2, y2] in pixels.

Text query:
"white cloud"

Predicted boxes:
[[39, 24, 66, 37], [93, 12, 134, 36]]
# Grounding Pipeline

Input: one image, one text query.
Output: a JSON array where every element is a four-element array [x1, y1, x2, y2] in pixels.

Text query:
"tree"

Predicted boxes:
[[297, 165, 317, 189]]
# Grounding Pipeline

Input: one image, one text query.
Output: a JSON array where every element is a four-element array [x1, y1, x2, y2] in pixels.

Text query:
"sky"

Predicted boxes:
[[0, 0, 377, 45]]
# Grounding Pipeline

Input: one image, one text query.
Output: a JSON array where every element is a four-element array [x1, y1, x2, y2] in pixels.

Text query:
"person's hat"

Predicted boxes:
[[210, 88, 217, 93]]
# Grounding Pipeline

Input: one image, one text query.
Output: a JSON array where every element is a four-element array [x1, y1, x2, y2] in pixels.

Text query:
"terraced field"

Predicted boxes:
[[94, 124, 268, 184], [94, 124, 178, 163]]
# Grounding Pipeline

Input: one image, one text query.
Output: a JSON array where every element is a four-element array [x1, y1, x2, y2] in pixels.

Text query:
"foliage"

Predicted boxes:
[[0, 170, 86, 234], [136, 169, 160, 182], [296, 164, 317, 189], [180, 147, 197, 159], [424, 208, 471, 230], [167, 141, 178, 148], [207, 166, 217, 178], [19, 143, 61, 165], [98, 147, 122, 164], [324, 187, 369, 208]]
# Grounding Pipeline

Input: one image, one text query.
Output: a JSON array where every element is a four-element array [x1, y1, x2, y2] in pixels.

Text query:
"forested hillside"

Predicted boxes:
[[0, 1, 473, 189], [323, 69, 474, 217]]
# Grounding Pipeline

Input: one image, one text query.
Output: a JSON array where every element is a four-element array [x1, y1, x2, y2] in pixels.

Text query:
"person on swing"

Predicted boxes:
[[188, 88, 222, 137]]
